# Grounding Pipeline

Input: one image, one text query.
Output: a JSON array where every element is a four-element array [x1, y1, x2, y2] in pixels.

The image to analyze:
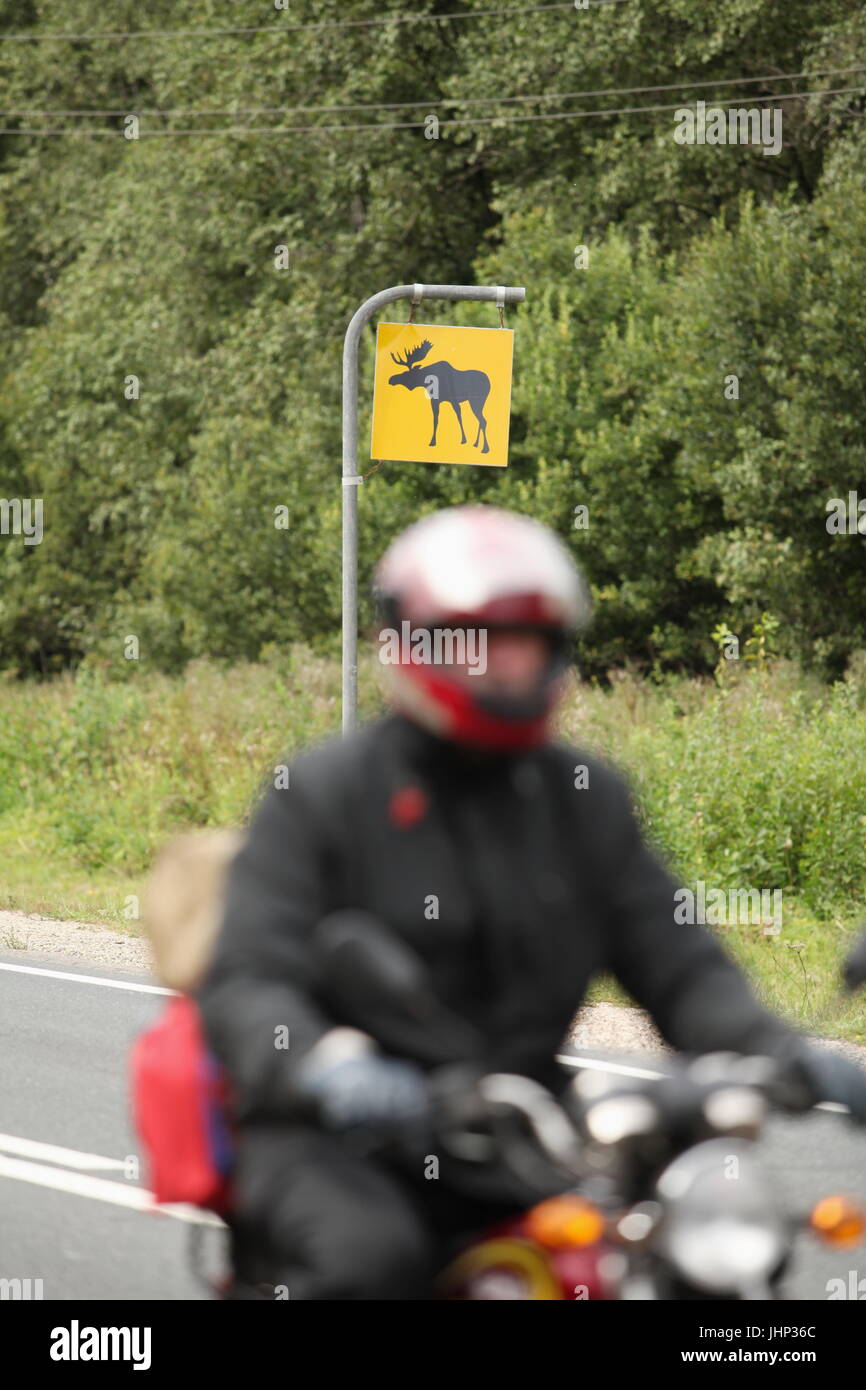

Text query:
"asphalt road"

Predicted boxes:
[[1, 949, 865, 1301], [0, 952, 211, 1301]]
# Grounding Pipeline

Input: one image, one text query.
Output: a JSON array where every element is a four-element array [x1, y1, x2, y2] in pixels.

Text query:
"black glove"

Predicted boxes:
[[776, 1042, 866, 1124]]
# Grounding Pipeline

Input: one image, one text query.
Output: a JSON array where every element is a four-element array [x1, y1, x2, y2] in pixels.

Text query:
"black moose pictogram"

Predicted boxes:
[[388, 338, 491, 454]]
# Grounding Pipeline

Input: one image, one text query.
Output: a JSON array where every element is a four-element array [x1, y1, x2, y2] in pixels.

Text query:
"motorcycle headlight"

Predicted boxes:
[[655, 1139, 786, 1294]]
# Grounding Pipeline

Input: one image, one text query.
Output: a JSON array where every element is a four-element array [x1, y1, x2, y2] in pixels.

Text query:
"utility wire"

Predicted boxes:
[[0, 83, 861, 137], [0, 2, 628, 43], [2, 65, 865, 118]]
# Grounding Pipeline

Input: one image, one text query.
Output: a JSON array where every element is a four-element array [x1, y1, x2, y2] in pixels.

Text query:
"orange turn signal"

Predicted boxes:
[[525, 1195, 606, 1250], [809, 1195, 866, 1248]]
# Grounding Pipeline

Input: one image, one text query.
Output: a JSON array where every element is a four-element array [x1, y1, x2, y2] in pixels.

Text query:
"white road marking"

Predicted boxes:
[[557, 1052, 849, 1113], [0, 961, 174, 995], [0, 1153, 224, 1226], [0, 1133, 128, 1171], [557, 1052, 664, 1080]]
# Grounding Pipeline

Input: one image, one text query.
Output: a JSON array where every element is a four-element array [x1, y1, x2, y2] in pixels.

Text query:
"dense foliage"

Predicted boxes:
[[3, 653, 865, 1034], [1, 0, 865, 676]]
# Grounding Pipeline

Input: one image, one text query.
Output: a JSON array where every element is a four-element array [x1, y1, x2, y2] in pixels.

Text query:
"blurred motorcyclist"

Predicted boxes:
[[197, 505, 866, 1299]]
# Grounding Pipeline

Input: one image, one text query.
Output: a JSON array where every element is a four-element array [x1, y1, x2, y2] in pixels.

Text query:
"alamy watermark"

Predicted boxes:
[[378, 622, 487, 675], [0, 1276, 43, 1299], [673, 101, 783, 157], [826, 1271, 866, 1299], [675, 881, 783, 934], [0, 497, 43, 545], [826, 492, 866, 535], [50, 1322, 151, 1370]]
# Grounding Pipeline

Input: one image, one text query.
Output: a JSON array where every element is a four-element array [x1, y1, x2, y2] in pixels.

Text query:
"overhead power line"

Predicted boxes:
[[0, 83, 861, 138], [136, 85, 866, 136], [0, 1, 628, 43], [2, 65, 865, 118], [2, 84, 861, 137]]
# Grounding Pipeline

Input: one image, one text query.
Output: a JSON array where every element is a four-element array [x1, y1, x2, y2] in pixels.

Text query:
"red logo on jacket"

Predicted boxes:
[[389, 785, 428, 829]]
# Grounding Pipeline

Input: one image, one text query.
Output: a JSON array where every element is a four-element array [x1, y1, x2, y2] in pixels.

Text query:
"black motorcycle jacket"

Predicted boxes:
[[197, 713, 800, 1120]]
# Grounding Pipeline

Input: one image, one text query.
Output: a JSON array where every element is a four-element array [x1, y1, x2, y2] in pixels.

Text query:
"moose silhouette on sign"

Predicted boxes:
[[388, 338, 491, 454]]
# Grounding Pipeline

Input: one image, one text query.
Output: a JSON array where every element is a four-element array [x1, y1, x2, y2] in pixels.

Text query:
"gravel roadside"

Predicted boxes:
[[0, 907, 154, 974], [2, 907, 864, 1066]]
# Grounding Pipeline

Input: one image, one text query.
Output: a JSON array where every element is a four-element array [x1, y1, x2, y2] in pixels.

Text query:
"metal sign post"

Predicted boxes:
[[342, 282, 526, 735]]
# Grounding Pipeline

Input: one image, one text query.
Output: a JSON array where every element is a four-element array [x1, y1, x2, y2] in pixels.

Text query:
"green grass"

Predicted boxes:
[[2, 649, 866, 1039]]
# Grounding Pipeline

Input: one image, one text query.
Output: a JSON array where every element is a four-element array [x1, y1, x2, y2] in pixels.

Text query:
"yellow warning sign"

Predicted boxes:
[[370, 322, 514, 469]]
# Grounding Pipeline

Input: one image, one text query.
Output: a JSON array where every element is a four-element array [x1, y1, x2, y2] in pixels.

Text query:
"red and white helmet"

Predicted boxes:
[[373, 505, 592, 751]]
